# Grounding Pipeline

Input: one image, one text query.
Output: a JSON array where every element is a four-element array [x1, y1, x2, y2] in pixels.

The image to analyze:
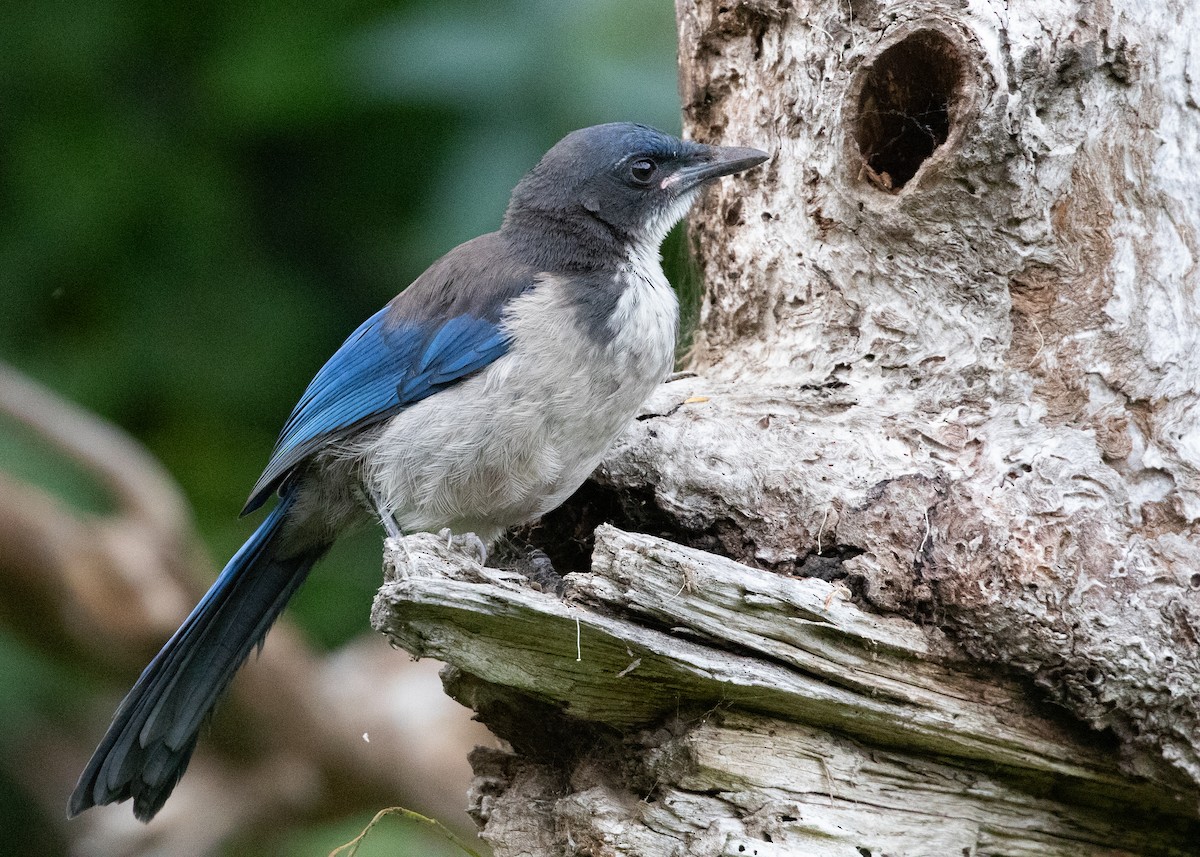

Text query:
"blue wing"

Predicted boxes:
[[242, 307, 510, 515]]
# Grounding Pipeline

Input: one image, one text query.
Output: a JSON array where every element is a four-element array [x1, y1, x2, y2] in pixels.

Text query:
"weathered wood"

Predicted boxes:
[[468, 713, 1195, 857], [663, 0, 1200, 793], [373, 527, 1200, 855]]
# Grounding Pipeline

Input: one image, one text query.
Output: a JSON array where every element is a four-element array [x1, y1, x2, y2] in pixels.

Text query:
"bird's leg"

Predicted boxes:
[[360, 483, 403, 539], [381, 515, 403, 540]]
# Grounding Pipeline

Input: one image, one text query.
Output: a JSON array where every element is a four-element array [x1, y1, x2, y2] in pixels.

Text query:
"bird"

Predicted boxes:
[[68, 122, 768, 822]]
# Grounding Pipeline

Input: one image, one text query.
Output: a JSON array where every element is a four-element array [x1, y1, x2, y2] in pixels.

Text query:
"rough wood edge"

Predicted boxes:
[[372, 526, 1200, 854]]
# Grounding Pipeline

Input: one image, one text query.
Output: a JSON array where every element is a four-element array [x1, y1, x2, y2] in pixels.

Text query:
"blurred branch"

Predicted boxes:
[[0, 361, 193, 545], [0, 361, 488, 857], [0, 361, 202, 663]]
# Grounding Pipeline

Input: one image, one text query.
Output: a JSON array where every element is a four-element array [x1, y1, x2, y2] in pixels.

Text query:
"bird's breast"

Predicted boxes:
[[606, 254, 681, 381], [357, 268, 678, 540]]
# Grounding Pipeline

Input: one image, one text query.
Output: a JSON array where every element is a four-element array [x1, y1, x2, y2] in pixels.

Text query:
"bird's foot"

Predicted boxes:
[[438, 528, 489, 565], [511, 547, 565, 596]]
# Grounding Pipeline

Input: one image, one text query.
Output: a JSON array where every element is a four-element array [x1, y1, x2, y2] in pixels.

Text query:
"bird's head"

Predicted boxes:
[[503, 123, 768, 268]]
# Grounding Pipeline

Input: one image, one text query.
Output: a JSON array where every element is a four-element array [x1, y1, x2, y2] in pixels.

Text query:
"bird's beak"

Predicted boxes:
[[667, 144, 769, 193]]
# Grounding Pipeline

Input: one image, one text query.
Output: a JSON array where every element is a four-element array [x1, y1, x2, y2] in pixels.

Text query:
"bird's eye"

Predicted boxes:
[[629, 158, 656, 185]]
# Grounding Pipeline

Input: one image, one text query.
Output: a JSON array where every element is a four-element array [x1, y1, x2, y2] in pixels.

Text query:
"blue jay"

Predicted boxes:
[[69, 122, 767, 822]]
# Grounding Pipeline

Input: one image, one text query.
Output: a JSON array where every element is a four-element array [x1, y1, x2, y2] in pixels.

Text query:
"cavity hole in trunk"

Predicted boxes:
[[854, 29, 968, 191]]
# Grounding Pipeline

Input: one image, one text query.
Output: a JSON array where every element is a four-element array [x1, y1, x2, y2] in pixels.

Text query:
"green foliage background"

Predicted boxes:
[[0, 1, 682, 852]]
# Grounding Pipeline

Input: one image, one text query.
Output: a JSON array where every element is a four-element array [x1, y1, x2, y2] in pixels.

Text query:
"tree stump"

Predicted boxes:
[[373, 0, 1200, 853]]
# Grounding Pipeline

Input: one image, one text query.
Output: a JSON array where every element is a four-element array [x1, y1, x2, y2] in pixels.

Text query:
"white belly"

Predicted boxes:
[[358, 269, 678, 543]]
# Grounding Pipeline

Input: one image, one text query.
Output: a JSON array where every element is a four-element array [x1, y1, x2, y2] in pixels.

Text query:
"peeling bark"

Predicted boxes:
[[375, 528, 1200, 855]]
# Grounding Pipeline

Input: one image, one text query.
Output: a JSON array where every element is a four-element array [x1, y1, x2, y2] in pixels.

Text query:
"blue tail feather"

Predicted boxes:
[[68, 493, 326, 821]]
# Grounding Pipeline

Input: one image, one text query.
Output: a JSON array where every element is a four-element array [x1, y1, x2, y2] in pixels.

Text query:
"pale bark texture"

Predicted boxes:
[[373, 0, 1200, 854]]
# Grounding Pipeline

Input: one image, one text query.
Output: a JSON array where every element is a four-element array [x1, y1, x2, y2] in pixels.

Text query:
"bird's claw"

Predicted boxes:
[[515, 547, 565, 596], [438, 528, 488, 565]]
